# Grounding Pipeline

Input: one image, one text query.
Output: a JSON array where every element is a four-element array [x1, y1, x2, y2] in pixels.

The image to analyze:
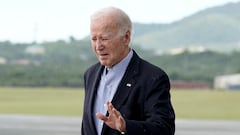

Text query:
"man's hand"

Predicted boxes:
[[96, 101, 126, 133]]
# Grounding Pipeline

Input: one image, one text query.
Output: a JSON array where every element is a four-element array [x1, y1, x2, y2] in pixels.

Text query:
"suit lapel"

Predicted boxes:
[[112, 51, 139, 109], [101, 51, 140, 134], [88, 64, 104, 135], [111, 71, 137, 109], [89, 65, 104, 112]]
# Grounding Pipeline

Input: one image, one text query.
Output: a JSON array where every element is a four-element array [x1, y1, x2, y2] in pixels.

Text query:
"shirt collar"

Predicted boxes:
[[106, 49, 133, 74]]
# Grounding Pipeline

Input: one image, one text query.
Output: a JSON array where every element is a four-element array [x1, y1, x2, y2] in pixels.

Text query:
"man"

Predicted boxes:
[[81, 7, 175, 135]]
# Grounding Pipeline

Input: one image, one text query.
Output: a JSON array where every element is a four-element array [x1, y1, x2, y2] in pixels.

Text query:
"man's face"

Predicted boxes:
[[90, 18, 129, 67]]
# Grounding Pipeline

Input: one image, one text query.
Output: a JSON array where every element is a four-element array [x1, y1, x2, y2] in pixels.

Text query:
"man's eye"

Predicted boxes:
[[91, 38, 97, 41], [102, 38, 109, 41]]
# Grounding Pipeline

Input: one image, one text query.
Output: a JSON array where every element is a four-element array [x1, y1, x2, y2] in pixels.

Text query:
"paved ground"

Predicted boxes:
[[0, 115, 81, 135], [0, 115, 240, 135], [176, 119, 240, 135]]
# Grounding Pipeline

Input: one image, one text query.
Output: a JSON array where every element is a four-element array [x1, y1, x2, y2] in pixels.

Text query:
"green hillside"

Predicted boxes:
[[132, 2, 240, 52]]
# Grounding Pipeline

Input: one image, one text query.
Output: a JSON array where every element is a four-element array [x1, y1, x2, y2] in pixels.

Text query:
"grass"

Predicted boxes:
[[0, 87, 240, 120], [0, 87, 84, 116], [171, 89, 240, 120]]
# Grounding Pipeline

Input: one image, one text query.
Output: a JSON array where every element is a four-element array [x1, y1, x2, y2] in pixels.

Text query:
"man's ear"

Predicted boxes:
[[124, 30, 131, 43]]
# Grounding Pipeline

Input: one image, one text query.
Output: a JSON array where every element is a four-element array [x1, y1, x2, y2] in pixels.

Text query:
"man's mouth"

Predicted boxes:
[[99, 53, 108, 59]]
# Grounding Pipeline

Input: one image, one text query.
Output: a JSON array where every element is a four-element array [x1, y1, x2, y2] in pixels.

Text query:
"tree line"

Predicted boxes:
[[0, 40, 239, 87]]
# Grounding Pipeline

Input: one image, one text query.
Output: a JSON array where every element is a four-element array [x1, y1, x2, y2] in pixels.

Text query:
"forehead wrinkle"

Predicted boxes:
[[91, 20, 118, 37]]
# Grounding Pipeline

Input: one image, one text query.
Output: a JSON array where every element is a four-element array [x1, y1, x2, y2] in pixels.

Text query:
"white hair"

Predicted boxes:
[[90, 7, 132, 36]]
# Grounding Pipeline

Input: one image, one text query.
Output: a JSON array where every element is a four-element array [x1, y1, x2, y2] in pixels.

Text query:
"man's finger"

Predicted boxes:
[[96, 112, 108, 121], [106, 101, 114, 113], [107, 102, 122, 117], [112, 108, 120, 117]]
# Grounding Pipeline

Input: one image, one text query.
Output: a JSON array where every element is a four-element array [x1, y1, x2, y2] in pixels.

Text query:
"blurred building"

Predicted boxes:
[[214, 74, 240, 90], [171, 80, 210, 89], [11, 59, 31, 65], [25, 45, 45, 55], [0, 57, 7, 64]]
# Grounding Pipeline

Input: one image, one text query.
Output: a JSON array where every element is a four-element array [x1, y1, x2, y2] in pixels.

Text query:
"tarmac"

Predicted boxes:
[[0, 115, 240, 135]]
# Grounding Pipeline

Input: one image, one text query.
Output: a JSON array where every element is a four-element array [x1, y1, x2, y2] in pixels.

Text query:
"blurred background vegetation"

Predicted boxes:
[[1, 2, 240, 88], [0, 40, 239, 87]]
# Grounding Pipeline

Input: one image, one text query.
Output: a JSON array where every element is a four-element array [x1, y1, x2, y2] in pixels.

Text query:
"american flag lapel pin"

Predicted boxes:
[[126, 83, 132, 87]]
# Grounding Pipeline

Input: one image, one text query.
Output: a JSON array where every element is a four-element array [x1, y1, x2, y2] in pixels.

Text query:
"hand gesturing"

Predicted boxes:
[[96, 101, 126, 133]]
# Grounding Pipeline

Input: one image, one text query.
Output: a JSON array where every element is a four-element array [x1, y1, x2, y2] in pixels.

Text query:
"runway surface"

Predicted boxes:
[[0, 115, 240, 135]]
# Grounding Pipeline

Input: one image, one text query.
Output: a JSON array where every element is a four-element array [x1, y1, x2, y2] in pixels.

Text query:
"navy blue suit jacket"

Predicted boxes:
[[81, 50, 175, 135]]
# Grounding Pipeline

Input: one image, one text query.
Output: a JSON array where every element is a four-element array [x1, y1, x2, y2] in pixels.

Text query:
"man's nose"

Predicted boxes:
[[96, 39, 104, 50]]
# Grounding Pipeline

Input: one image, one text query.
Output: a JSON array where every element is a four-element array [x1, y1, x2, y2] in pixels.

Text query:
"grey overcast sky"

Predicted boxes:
[[0, 0, 239, 43]]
